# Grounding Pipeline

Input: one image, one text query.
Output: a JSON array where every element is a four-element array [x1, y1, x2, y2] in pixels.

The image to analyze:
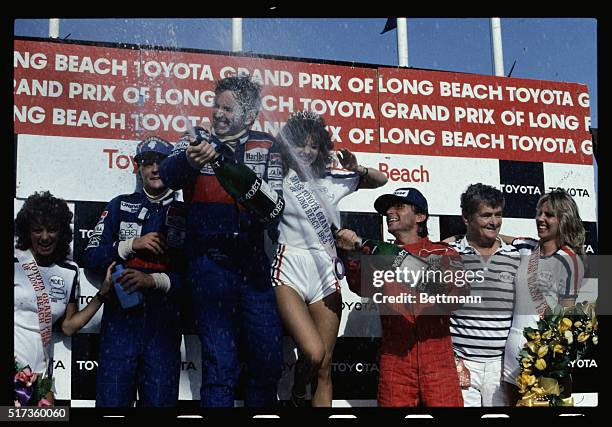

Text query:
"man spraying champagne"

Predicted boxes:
[[160, 76, 285, 408], [186, 125, 284, 222]]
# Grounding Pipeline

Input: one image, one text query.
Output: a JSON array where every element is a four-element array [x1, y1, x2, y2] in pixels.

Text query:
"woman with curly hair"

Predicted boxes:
[[501, 189, 586, 402], [270, 111, 387, 406], [14, 191, 112, 406]]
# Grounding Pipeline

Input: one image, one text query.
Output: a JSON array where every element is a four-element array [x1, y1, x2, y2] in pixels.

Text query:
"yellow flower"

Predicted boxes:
[[574, 321, 583, 328], [552, 343, 565, 354], [521, 357, 533, 368], [537, 345, 549, 358], [542, 330, 553, 340], [527, 331, 541, 341], [558, 318, 573, 333], [585, 321, 594, 333], [577, 332, 590, 343], [519, 372, 537, 386], [564, 330, 574, 345], [592, 336, 598, 345], [535, 358, 547, 370], [526, 341, 537, 354]]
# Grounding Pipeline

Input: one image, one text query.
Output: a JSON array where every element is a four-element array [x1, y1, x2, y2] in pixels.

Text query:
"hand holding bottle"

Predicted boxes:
[[116, 268, 156, 294], [112, 264, 145, 309], [186, 138, 218, 168], [185, 125, 219, 168], [334, 227, 362, 251]]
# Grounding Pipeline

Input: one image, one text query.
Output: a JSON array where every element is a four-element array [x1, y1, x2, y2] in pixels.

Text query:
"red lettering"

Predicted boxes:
[[377, 162, 430, 183], [420, 166, 430, 183], [390, 168, 400, 181], [379, 162, 389, 177], [103, 148, 137, 174], [116, 154, 131, 170], [103, 148, 118, 169]]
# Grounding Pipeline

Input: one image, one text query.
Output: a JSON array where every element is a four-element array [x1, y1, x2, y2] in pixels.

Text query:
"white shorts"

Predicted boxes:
[[271, 243, 341, 304]]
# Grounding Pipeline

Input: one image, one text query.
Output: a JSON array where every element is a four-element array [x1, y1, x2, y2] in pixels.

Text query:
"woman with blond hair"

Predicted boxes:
[[502, 189, 586, 401]]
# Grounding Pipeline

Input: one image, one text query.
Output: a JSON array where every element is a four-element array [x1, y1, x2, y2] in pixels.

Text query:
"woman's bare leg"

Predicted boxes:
[[274, 285, 325, 404], [308, 291, 342, 407]]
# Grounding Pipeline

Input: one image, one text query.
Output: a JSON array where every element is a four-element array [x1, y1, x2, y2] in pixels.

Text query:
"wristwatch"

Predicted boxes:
[[357, 165, 369, 177], [96, 291, 110, 304]]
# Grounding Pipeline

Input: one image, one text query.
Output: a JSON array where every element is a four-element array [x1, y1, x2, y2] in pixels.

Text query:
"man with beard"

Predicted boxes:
[[159, 76, 284, 407]]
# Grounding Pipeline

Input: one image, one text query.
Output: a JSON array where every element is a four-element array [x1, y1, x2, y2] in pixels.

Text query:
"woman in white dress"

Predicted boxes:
[[271, 111, 387, 406], [14, 191, 113, 406], [502, 189, 585, 402]]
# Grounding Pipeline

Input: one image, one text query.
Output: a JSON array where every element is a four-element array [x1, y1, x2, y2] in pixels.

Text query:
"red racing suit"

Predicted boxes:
[[345, 237, 464, 407]]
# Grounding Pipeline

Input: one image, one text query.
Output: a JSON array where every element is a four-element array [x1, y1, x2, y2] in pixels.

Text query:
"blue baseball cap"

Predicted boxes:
[[134, 136, 173, 163], [374, 187, 429, 216]]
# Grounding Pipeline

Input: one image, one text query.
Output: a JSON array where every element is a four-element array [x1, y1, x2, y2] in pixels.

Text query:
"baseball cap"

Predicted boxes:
[[374, 187, 429, 216], [134, 136, 173, 163]]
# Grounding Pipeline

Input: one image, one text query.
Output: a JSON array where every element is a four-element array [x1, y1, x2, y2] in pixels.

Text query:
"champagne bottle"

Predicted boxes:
[[354, 237, 430, 273], [190, 126, 285, 222], [356, 238, 403, 256]]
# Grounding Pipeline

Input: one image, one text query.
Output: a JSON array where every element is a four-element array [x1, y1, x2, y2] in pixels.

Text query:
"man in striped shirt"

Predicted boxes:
[[449, 183, 521, 407]]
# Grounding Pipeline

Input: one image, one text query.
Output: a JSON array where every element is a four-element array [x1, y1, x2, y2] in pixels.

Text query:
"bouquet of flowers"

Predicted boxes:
[[14, 359, 52, 407], [516, 301, 598, 406]]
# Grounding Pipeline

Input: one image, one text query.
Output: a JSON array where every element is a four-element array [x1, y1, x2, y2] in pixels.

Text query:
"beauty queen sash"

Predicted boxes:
[[526, 242, 550, 319], [16, 250, 53, 378], [286, 171, 345, 280]]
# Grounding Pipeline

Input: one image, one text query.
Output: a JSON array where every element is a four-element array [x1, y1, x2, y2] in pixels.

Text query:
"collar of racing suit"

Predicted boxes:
[[143, 187, 175, 206], [211, 129, 249, 149]]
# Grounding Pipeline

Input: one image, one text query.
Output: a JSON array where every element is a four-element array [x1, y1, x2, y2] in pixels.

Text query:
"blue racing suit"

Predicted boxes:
[[83, 190, 186, 407], [159, 130, 284, 407]]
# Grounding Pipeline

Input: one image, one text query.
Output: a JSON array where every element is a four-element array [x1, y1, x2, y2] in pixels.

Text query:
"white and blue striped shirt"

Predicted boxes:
[[449, 236, 521, 361]]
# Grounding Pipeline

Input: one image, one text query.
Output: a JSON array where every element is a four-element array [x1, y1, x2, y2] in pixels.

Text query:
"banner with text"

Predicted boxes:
[[14, 39, 592, 164]]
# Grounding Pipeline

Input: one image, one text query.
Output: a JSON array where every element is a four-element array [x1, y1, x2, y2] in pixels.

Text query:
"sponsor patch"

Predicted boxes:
[[246, 163, 266, 178], [49, 275, 67, 301], [538, 270, 554, 284], [499, 271, 515, 283], [120, 201, 141, 213], [86, 236, 101, 249], [119, 222, 142, 240], [245, 140, 272, 151], [244, 148, 268, 164], [199, 164, 215, 175], [267, 165, 283, 179]]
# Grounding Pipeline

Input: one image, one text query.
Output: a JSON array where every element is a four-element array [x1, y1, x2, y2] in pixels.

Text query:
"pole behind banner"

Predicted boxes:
[[232, 18, 243, 52], [490, 17, 504, 76], [397, 18, 408, 67], [49, 19, 60, 39]]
